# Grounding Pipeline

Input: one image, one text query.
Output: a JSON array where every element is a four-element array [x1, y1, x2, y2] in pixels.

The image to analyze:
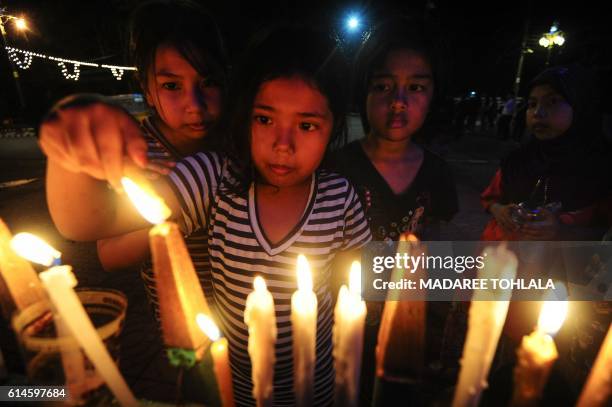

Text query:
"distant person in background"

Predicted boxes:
[[496, 93, 515, 139], [481, 96, 497, 132], [482, 66, 612, 242], [480, 66, 612, 401]]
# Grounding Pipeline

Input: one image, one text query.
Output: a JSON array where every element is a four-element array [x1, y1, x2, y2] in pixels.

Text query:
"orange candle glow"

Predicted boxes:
[[197, 313, 235, 407], [0, 222, 46, 315], [512, 286, 568, 406], [122, 177, 212, 357]]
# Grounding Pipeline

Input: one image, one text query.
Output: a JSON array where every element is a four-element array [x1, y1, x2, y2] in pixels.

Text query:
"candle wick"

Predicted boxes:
[[52, 257, 62, 267]]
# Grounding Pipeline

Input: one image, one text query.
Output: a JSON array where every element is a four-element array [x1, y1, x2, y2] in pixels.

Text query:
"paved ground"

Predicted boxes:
[[0, 119, 520, 402]]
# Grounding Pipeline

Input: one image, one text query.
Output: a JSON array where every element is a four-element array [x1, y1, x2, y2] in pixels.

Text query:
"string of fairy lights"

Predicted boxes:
[[5, 46, 136, 81]]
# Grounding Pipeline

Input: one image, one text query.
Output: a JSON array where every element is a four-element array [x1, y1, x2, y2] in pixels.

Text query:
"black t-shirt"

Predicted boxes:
[[331, 140, 459, 241], [330, 140, 461, 404]]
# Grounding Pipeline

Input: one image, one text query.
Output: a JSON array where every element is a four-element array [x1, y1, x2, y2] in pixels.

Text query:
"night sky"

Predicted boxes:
[[2, 0, 612, 121]]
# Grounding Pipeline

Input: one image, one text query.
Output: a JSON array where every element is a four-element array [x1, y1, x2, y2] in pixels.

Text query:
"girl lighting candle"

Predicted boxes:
[[333, 261, 366, 407]]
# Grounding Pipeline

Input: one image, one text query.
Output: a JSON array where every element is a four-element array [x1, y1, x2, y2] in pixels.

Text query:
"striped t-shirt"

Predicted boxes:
[[168, 151, 372, 406], [139, 117, 213, 322]]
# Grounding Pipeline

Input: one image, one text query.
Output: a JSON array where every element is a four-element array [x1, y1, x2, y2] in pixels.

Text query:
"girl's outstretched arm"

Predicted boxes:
[[41, 95, 180, 241]]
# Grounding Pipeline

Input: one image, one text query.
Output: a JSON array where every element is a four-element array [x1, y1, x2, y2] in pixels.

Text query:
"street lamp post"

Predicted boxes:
[[0, 7, 27, 109], [539, 22, 565, 66]]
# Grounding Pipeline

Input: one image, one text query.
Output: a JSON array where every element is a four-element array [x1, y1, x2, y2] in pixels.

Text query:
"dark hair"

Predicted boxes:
[[221, 24, 349, 194], [128, 0, 229, 92], [353, 16, 448, 137]]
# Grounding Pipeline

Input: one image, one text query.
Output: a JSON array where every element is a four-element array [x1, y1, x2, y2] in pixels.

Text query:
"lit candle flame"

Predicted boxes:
[[11, 233, 61, 267], [196, 313, 220, 342], [537, 283, 568, 336], [349, 261, 361, 297], [400, 233, 419, 243], [121, 177, 171, 225], [254, 275, 267, 292], [297, 254, 312, 292]]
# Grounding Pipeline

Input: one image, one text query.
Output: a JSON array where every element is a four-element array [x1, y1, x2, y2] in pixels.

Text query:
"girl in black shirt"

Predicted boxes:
[[331, 16, 460, 405]]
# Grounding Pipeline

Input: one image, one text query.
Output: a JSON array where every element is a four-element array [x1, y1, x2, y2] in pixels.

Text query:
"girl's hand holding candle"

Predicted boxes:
[[244, 276, 277, 407], [291, 254, 317, 407], [511, 285, 568, 406], [197, 313, 235, 407], [333, 261, 366, 407]]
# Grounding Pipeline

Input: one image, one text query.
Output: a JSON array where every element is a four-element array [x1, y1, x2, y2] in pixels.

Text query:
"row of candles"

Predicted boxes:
[[0, 175, 610, 406]]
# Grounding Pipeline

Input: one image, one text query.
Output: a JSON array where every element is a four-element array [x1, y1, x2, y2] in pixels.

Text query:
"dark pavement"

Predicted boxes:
[[0, 121, 521, 402]]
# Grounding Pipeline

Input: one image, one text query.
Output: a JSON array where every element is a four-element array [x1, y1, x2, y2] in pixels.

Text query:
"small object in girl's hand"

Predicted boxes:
[[511, 202, 543, 224]]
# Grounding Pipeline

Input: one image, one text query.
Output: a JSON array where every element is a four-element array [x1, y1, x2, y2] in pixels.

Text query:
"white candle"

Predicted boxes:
[[577, 324, 612, 407], [512, 287, 568, 405], [39, 266, 138, 407], [244, 276, 277, 407], [197, 314, 235, 407], [453, 244, 518, 407], [10, 233, 98, 403], [333, 261, 366, 407], [291, 254, 317, 407]]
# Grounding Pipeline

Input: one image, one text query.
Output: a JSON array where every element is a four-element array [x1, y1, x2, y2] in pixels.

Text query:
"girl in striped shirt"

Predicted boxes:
[[41, 25, 371, 406]]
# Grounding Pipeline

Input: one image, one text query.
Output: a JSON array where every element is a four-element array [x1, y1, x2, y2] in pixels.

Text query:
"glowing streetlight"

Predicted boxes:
[[14, 17, 27, 31], [538, 22, 565, 66], [346, 14, 360, 32]]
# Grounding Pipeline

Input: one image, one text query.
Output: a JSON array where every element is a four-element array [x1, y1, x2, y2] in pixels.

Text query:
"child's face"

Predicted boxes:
[[145, 44, 221, 140], [366, 49, 434, 142], [526, 84, 573, 141], [250, 76, 333, 188]]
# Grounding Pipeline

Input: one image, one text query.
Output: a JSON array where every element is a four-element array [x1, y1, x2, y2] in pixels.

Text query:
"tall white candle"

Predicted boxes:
[[244, 276, 277, 407], [10, 233, 98, 403], [452, 244, 518, 407], [333, 261, 366, 407], [39, 266, 138, 407], [577, 324, 612, 407], [291, 254, 317, 407]]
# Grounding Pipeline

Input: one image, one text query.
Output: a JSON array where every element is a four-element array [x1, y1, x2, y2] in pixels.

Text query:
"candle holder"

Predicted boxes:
[[11, 288, 127, 405]]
